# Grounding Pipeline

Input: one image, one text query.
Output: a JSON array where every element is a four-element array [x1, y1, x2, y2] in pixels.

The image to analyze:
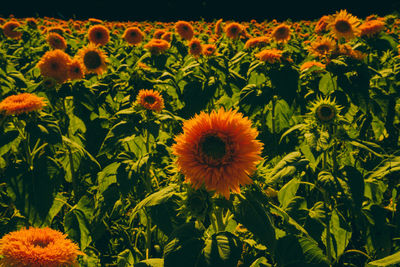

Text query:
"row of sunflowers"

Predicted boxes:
[[0, 9, 400, 266]]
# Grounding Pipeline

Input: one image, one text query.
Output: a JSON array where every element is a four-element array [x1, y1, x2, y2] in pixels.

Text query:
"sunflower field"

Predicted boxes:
[[1, 10, 400, 267]]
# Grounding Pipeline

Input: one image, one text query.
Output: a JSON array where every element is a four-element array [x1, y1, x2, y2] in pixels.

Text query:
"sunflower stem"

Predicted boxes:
[[144, 113, 154, 258], [324, 193, 333, 265], [214, 206, 225, 232]]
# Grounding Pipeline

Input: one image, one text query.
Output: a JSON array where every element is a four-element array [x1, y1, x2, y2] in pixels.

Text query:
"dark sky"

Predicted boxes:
[[1, 0, 400, 21]]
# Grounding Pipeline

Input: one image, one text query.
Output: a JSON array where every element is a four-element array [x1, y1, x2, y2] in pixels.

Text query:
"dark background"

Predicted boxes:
[[1, 0, 400, 21]]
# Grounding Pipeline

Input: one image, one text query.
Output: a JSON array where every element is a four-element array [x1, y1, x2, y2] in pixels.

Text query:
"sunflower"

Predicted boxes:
[[300, 61, 325, 72], [46, 33, 67, 50], [136, 89, 164, 112], [76, 44, 107, 75], [359, 20, 385, 37], [308, 36, 336, 58], [308, 96, 343, 124], [327, 10, 361, 41], [255, 48, 283, 63], [175, 21, 194, 40], [244, 36, 269, 49], [68, 59, 85, 80], [333, 44, 365, 60], [314, 15, 330, 34], [0, 93, 46, 116], [161, 32, 172, 42], [37, 49, 72, 83], [88, 25, 110, 46], [224, 22, 244, 39], [0, 227, 83, 267], [153, 29, 166, 39], [271, 23, 291, 43], [122, 27, 144, 45], [172, 108, 263, 199], [144, 39, 170, 55], [188, 38, 202, 57], [2, 21, 22, 39], [202, 44, 217, 57], [215, 19, 223, 36]]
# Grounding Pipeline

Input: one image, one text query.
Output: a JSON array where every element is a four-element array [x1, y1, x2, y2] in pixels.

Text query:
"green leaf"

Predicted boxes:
[[278, 177, 301, 209], [117, 249, 135, 267], [0, 130, 19, 156], [266, 152, 309, 184], [249, 257, 272, 267], [199, 232, 242, 267], [97, 162, 120, 195], [341, 166, 364, 210], [135, 258, 164, 267], [367, 251, 400, 267], [319, 73, 336, 95], [64, 208, 91, 250]]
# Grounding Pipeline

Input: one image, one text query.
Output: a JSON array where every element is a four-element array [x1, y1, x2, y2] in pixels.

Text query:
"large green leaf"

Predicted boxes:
[[135, 258, 164, 267], [266, 152, 309, 184], [64, 208, 91, 251], [367, 251, 400, 267]]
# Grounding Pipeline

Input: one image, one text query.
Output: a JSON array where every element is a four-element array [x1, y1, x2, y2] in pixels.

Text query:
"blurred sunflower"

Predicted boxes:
[[315, 15, 330, 34], [308, 36, 336, 58], [327, 10, 360, 41], [359, 20, 385, 37], [153, 29, 166, 39], [77, 44, 107, 75], [188, 38, 202, 57], [215, 19, 223, 36], [161, 32, 172, 42], [255, 48, 283, 63], [308, 96, 343, 124], [88, 25, 110, 46], [0, 93, 46, 116], [122, 27, 144, 45], [46, 32, 67, 50], [224, 22, 244, 39], [175, 21, 194, 40], [68, 59, 85, 80], [37, 49, 72, 83], [144, 39, 170, 54], [0, 227, 83, 267], [172, 108, 263, 199], [271, 23, 291, 43], [136, 89, 164, 112], [300, 61, 325, 72], [2, 21, 22, 39], [202, 44, 217, 57], [244, 36, 269, 49]]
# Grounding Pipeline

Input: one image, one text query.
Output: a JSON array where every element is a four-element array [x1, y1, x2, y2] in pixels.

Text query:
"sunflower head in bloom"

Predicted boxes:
[[87, 25, 110, 46], [327, 10, 361, 41], [255, 48, 283, 64], [175, 21, 194, 40], [0, 227, 83, 267], [136, 89, 164, 112], [144, 39, 170, 55], [153, 29, 166, 39], [224, 22, 244, 39], [68, 59, 85, 80], [37, 49, 72, 83], [0, 93, 46, 116], [188, 38, 202, 57], [77, 44, 107, 75], [202, 44, 217, 57], [308, 36, 336, 58], [271, 23, 291, 43], [46, 32, 67, 50], [300, 61, 326, 72], [122, 27, 144, 45], [2, 21, 22, 39], [359, 20, 385, 37], [244, 36, 269, 49], [172, 108, 263, 199], [308, 96, 343, 124]]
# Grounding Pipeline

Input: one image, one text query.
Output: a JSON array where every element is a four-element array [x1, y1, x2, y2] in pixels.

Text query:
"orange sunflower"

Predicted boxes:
[[144, 39, 170, 55], [68, 59, 85, 80], [215, 19, 223, 36], [153, 29, 166, 39], [37, 49, 72, 83], [175, 21, 194, 40], [271, 23, 291, 43], [87, 25, 110, 46], [359, 20, 385, 37], [188, 38, 202, 57], [300, 61, 325, 72], [0, 93, 46, 116], [314, 15, 330, 34], [46, 33, 67, 50], [122, 27, 144, 45], [2, 21, 22, 39], [327, 10, 361, 41], [255, 48, 283, 63], [224, 22, 244, 39], [76, 44, 107, 75], [202, 44, 217, 57], [308, 36, 336, 58], [172, 108, 263, 199], [161, 32, 172, 42], [244, 36, 269, 49], [0, 227, 83, 267], [136, 89, 164, 112]]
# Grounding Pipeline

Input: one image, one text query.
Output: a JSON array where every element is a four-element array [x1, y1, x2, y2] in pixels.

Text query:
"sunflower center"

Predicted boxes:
[[316, 44, 330, 52], [83, 51, 102, 69], [317, 105, 335, 121], [144, 95, 156, 104], [200, 134, 226, 160], [335, 20, 351, 33], [276, 27, 287, 36], [95, 31, 103, 39], [130, 31, 136, 36], [50, 62, 59, 70], [32, 239, 50, 248]]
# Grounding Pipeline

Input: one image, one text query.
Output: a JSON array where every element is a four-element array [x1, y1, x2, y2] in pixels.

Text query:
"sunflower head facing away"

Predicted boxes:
[[88, 25, 110, 46], [136, 89, 165, 112], [144, 39, 170, 55], [172, 108, 263, 199], [77, 44, 108, 75], [255, 48, 283, 64], [0, 227, 83, 267], [308, 96, 343, 124], [359, 20, 385, 37], [327, 10, 361, 41], [175, 21, 194, 40]]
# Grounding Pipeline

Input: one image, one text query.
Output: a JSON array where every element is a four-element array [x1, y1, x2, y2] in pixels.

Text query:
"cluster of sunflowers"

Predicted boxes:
[[0, 9, 399, 267]]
